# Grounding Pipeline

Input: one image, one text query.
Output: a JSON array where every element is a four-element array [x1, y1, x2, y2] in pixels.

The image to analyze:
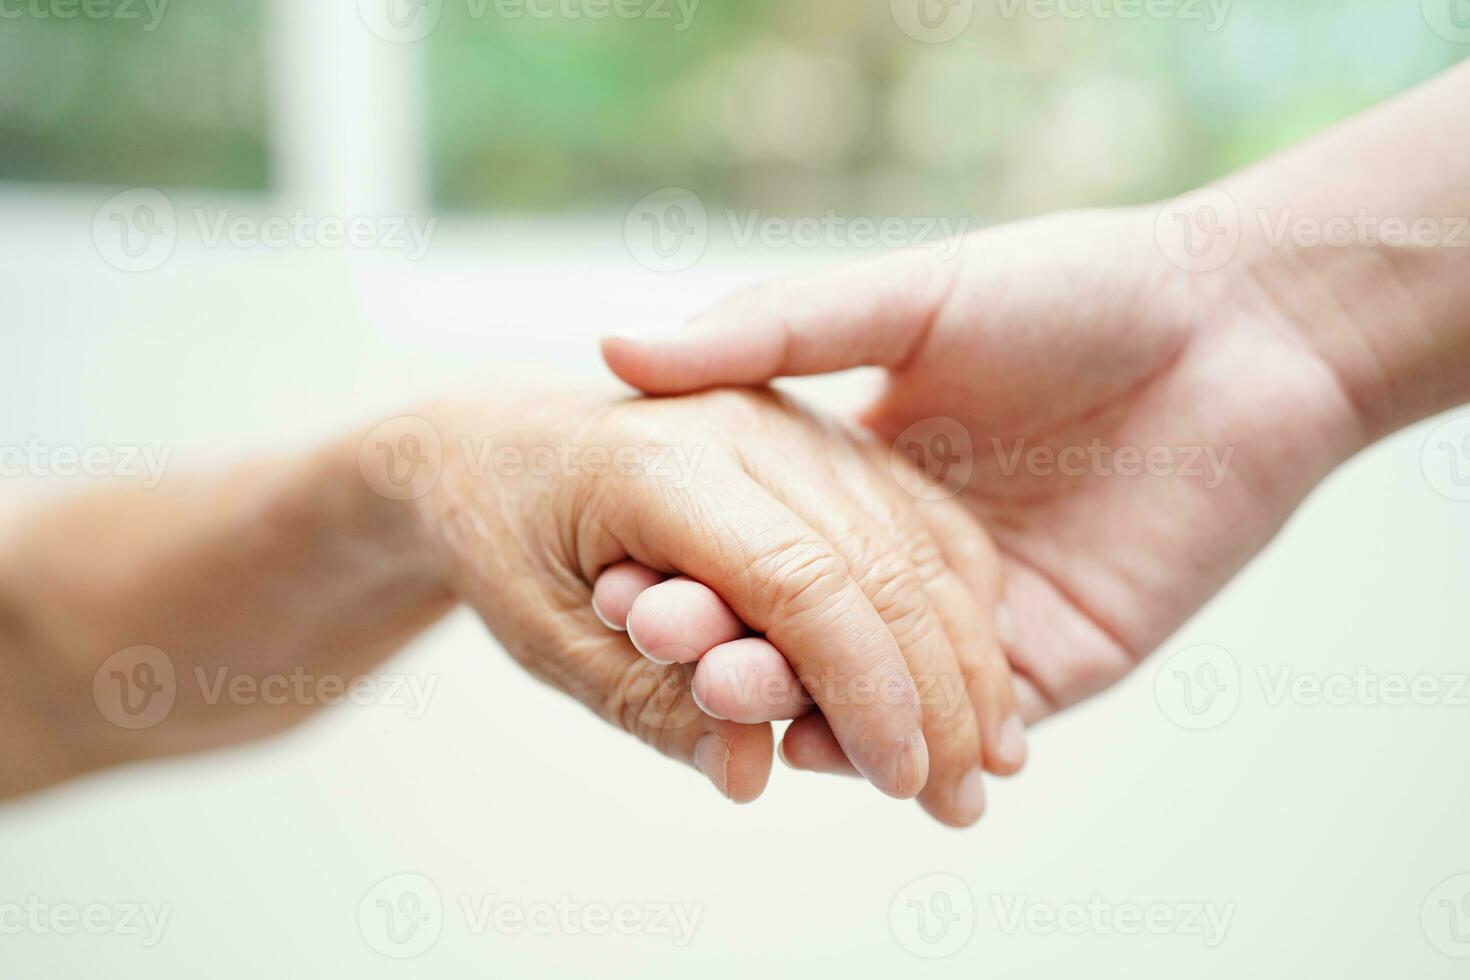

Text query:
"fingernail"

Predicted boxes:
[[954, 768, 987, 824], [998, 714, 1028, 769], [694, 733, 731, 799], [590, 597, 625, 632], [690, 682, 727, 721], [893, 732, 929, 799], [996, 603, 1018, 648], [777, 738, 794, 769], [628, 627, 673, 665]]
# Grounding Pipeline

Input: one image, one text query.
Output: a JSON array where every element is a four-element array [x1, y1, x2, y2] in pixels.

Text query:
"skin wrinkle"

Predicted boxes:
[[1359, 245, 1459, 432], [1236, 240, 1384, 449], [412, 387, 996, 806], [987, 303, 1362, 678], [961, 270, 1360, 671], [596, 62, 1470, 775], [20, 57, 1470, 816], [715, 418, 1008, 804]]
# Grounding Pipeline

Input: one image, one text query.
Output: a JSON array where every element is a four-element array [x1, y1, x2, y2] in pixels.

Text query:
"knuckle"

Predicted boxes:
[[745, 541, 851, 625], [850, 548, 933, 643], [873, 497, 953, 585], [902, 532, 950, 587]]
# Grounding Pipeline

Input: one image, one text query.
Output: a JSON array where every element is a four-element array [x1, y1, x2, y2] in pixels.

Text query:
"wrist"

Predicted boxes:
[[1219, 185, 1469, 447], [1203, 62, 1470, 445], [1133, 197, 1370, 474], [318, 420, 454, 595]]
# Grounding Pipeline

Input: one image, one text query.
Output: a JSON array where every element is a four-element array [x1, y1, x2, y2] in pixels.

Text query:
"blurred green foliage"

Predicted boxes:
[[0, 0, 1462, 216], [429, 0, 778, 208], [0, 0, 268, 189]]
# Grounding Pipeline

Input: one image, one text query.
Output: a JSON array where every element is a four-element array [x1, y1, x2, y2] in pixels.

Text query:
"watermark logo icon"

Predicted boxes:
[[93, 646, 177, 730], [358, 0, 442, 42], [358, 416, 444, 501], [1423, 0, 1470, 42], [1154, 643, 1240, 730], [1422, 874, 1470, 958], [624, 188, 709, 273], [1421, 415, 1470, 502], [359, 873, 444, 958], [1155, 187, 1240, 273], [93, 188, 176, 273], [890, 417, 974, 501], [890, 0, 974, 42], [889, 873, 975, 958]]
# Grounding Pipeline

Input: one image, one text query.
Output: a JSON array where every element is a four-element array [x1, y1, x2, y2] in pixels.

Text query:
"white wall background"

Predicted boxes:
[[1, 14, 1469, 970], [1, 188, 1468, 978]]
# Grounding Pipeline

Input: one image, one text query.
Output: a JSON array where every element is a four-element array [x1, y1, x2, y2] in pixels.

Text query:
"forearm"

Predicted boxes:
[[0, 436, 453, 798], [1220, 59, 1470, 444]]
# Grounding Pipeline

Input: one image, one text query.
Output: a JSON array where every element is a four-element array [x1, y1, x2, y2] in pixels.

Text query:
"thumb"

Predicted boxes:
[[602, 245, 960, 395]]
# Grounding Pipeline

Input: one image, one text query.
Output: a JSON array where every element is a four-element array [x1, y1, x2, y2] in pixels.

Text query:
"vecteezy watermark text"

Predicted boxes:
[[193, 209, 436, 260], [1156, 188, 1470, 274], [1156, 644, 1470, 731], [358, 415, 707, 502], [990, 895, 1235, 947], [1257, 665, 1470, 709], [889, 0, 1229, 43], [196, 667, 438, 719], [357, 873, 702, 959], [991, 437, 1235, 489], [0, 440, 172, 488], [624, 188, 970, 273], [91, 645, 440, 730], [888, 873, 1234, 959], [887, 419, 1237, 502], [690, 661, 968, 718], [0, 898, 172, 947], [93, 189, 438, 273], [995, 0, 1230, 30], [0, 0, 169, 30], [357, 0, 700, 43], [458, 894, 702, 945]]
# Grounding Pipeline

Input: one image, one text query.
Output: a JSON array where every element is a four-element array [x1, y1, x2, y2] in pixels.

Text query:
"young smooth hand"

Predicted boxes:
[[602, 64, 1470, 754]]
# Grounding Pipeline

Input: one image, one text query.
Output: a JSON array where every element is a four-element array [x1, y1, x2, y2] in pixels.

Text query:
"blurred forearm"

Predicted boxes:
[[0, 438, 453, 799]]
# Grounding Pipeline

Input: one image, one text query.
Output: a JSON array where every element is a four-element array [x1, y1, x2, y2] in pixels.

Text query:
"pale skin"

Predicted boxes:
[[596, 59, 1470, 775], [0, 387, 1022, 826], [4, 61, 1466, 827]]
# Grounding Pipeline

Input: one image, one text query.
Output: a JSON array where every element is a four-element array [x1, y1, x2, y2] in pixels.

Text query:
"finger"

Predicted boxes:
[[626, 576, 746, 665], [988, 595, 1057, 725], [757, 469, 988, 827], [999, 562, 1135, 719], [779, 714, 859, 777], [601, 247, 956, 394], [580, 617, 774, 804], [692, 637, 812, 723], [591, 560, 666, 631], [916, 501, 1028, 775], [466, 574, 773, 802], [1011, 669, 1054, 726], [625, 470, 929, 801]]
